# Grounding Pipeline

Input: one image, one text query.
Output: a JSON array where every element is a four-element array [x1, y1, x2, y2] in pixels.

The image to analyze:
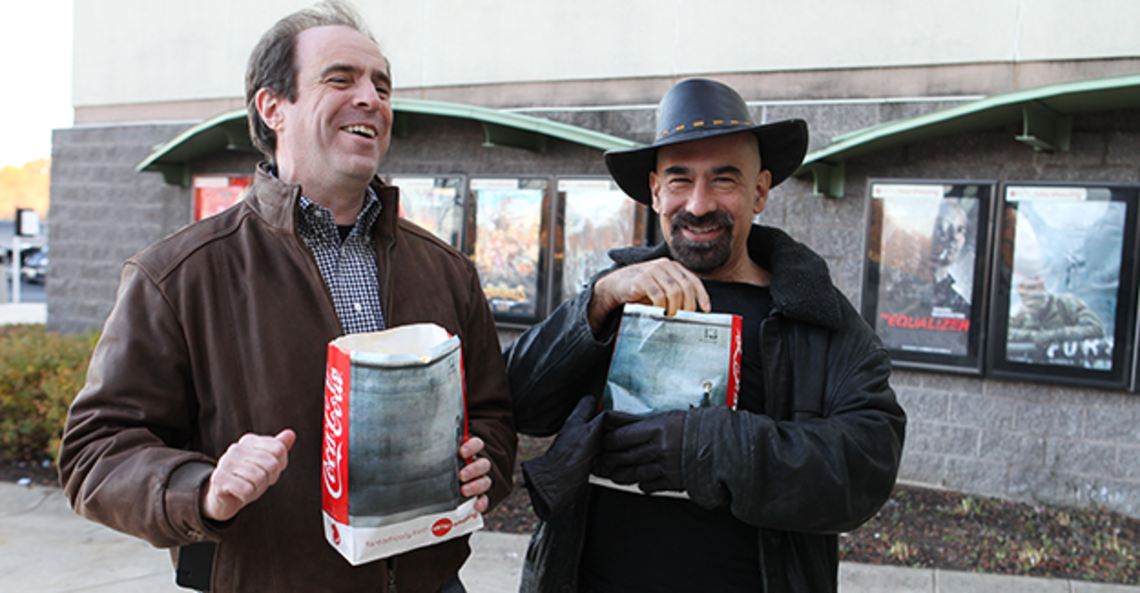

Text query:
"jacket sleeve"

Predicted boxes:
[[57, 263, 224, 548], [683, 311, 906, 534], [502, 284, 617, 436], [459, 267, 519, 509]]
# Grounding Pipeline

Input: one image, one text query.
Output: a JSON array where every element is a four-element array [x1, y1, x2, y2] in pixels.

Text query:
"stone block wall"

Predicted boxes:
[[47, 124, 192, 334]]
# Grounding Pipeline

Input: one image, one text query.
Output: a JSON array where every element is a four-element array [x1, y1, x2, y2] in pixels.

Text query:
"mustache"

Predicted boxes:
[[671, 210, 735, 234]]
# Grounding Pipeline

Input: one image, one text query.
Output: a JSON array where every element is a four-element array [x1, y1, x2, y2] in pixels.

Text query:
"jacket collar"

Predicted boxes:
[[249, 162, 400, 243], [608, 224, 844, 330]]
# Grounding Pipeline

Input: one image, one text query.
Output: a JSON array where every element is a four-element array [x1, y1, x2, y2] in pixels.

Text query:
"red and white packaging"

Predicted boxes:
[[602, 304, 741, 414], [322, 323, 483, 566], [590, 304, 742, 497]]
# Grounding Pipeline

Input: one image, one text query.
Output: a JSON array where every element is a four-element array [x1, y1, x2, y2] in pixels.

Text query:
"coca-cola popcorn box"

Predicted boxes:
[[322, 323, 482, 566]]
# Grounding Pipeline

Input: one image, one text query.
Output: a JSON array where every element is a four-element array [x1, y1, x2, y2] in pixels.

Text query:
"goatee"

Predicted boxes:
[[667, 210, 735, 274]]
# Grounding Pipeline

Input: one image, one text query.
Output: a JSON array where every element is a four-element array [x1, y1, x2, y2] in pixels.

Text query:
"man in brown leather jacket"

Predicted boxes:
[[57, 2, 515, 592]]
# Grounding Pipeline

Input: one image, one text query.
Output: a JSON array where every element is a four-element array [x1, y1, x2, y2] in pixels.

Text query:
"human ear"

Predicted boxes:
[[255, 88, 285, 131], [649, 171, 664, 214], [753, 169, 772, 215]]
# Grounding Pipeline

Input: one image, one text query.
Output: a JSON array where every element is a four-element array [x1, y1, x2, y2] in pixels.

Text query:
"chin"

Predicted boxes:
[[669, 240, 731, 274]]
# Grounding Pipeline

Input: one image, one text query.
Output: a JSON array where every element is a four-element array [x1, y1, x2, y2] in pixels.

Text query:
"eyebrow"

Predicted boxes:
[[662, 165, 693, 176], [711, 165, 743, 177], [662, 164, 744, 177]]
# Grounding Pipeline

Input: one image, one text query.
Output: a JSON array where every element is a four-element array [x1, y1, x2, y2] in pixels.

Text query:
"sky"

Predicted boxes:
[[0, 0, 74, 168]]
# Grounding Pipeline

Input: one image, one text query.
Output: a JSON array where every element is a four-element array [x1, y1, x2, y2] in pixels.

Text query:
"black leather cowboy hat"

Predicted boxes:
[[604, 78, 808, 205]]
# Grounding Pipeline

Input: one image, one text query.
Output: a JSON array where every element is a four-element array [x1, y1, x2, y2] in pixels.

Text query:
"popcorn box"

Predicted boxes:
[[322, 323, 482, 565]]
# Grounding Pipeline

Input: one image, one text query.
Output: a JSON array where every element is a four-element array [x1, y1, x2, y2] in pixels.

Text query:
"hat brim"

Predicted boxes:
[[604, 119, 809, 206]]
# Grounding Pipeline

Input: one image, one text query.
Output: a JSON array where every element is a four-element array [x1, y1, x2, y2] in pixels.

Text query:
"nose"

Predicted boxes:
[[353, 81, 381, 111], [684, 181, 718, 217]]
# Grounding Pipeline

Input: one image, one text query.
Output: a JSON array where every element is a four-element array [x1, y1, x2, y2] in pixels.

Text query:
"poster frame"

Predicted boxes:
[[551, 176, 650, 308], [985, 181, 1139, 390], [192, 174, 251, 222], [387, 174, 467, 249], [860, 178, 997, 374], [466, 176, 553, 327]]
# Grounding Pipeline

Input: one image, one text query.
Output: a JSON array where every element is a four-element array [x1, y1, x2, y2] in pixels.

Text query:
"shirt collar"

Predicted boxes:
[[297, 185, 383, 235]]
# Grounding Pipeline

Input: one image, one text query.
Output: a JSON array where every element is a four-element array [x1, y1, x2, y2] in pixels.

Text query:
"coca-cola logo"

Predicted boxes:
[[331, 523, 341, 545], [323, 366, 346, 500], [432, 518, 453, 537]]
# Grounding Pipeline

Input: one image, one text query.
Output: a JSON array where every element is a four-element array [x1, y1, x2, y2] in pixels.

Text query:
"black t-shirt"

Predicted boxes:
[[579, 280, 773, 592]]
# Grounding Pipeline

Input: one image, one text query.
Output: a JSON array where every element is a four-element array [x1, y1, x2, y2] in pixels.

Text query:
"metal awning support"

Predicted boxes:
[[1016, 101, 1072, 152], [809, 161, 845, 199], [482, 123, 548, 152]]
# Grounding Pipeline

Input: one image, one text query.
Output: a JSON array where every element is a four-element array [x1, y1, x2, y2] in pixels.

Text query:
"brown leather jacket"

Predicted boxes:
[[58, 164, 516, 592]]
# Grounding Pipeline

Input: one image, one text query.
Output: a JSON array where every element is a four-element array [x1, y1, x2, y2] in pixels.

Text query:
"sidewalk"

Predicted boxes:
[[0, 302, 47, 325], [2, 482, 1137, 592]]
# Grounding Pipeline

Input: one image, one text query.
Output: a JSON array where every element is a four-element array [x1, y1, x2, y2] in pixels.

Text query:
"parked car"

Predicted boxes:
[[21, 246, 48, 284]]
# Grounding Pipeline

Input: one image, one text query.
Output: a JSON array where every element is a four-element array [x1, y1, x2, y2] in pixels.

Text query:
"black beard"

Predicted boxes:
[[667, 210, 735, 274]]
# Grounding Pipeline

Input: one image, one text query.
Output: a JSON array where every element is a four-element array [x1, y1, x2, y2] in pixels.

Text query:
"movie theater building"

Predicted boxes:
[[49, 1, 1140, 517]]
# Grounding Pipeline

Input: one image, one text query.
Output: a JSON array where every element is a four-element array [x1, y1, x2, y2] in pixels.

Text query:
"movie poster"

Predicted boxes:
[[870, 182, 987, 360], [471, 179, 544, 319], [559, 179, 643, 303], [392, 176, 464, 248], [1001, 186, 1124, 371], [193, 175, 250, 221]]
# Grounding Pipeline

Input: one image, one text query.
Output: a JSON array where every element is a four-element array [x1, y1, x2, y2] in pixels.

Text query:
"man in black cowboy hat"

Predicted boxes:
[[505, 78, 905, 592]]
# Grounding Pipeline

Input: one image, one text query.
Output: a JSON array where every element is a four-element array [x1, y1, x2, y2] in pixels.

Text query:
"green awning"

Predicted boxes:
[[796, 73, 1140, 197], [137, 98, 641, 187]]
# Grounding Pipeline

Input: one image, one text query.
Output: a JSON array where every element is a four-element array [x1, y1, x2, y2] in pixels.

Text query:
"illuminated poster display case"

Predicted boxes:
[[987, 182, 1139, 390], [861, 179, 995, 373], [389, 175, 465, 249], [553, 178, 648, 303], [193, 175, 250, 221], [467, 177, 552, 325]]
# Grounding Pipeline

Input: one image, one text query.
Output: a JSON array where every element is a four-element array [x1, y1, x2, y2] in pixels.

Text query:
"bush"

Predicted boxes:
[[0, 325, 97, 463]]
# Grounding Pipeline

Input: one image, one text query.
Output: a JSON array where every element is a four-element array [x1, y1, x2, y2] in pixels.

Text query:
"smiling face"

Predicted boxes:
[[649, 132, 770, 281], [256, 25, 392, 195]]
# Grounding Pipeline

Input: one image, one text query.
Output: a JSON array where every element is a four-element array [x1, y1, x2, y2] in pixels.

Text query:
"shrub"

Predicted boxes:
[[0, 325, 97, 463]]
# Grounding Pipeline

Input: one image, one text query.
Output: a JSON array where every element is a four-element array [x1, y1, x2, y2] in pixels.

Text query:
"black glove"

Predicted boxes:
[[596, 409, 686, 494], [521, 396, 605, 521]]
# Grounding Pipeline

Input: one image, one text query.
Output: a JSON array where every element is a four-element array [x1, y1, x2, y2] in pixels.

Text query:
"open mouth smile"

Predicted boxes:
[[343, 124, 378, 139], [680, 223, 725, 240]]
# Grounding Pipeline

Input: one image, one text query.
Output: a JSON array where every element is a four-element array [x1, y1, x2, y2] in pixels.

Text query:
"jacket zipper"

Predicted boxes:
[[386, 557, 397, 593]]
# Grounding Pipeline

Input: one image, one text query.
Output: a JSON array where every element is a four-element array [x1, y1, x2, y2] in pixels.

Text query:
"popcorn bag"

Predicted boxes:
[[322, 323, 482, 566], [592, 304, 742, 497], [604, 304, 742, 415]]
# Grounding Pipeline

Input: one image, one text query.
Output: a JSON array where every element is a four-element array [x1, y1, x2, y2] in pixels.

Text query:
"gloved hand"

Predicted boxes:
[[595, 409, 686, 494], [521, 396, 605, 521]]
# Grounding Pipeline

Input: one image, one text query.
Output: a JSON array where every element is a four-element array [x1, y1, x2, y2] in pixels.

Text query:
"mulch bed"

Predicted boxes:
[[0, 456, 57, 486], [481, 436, 1140, 585], [8, 436, 1138, 585]]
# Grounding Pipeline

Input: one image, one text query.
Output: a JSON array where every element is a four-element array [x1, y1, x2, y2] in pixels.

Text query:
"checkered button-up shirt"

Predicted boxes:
[[297, 188, 386, 335]]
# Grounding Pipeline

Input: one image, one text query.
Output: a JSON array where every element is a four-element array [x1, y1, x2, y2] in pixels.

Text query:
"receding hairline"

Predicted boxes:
[[294, 23, 392, 82]]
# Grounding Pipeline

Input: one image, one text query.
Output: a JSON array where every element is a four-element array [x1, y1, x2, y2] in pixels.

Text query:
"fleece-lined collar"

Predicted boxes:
[[607, 224, 844, 330]]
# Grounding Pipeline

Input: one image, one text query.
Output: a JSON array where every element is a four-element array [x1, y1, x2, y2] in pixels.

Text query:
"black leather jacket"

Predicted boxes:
[[504, 224, 906, 593]]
